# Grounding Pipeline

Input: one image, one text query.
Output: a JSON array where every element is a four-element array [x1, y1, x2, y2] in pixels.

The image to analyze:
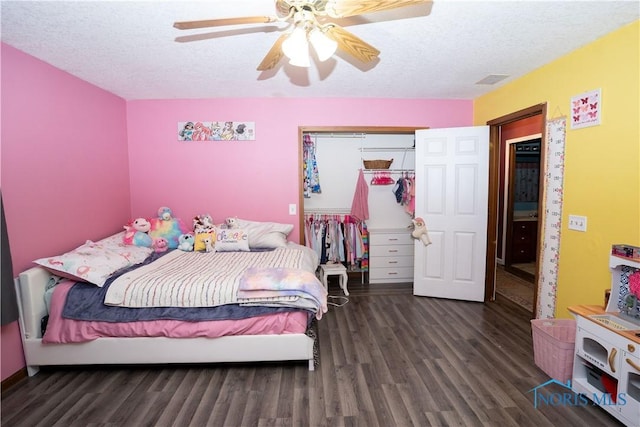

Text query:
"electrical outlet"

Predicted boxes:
[[289, 204, 296, 215], [568, 215, 587, 232]]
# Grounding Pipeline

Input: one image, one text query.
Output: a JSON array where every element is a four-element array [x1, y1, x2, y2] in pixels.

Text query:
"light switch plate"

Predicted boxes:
[[289, 204, 296, 215], [568, 215, 587, 232]]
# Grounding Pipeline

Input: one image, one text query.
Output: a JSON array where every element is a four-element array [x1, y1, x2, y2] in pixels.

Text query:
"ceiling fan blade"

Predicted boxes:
[[325, 25, 380, 63], [257, 33, 289, 71], [174, 16, 277, 30], [324, 0, 430, 18]]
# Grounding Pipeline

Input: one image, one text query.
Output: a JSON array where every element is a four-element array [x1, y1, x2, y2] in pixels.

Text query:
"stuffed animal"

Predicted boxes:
[[153, 237, 169, 253], [224, 216, 239, 229], [157, 206, 173, 221], [194, 231, 216, 252], [410, 217, 432, 246], [202, 236, 215, 253], [193, 214, 215, 233], [149, 207, 188, 249], [123, 218, 153, 247], [178, 233, 195, 251]]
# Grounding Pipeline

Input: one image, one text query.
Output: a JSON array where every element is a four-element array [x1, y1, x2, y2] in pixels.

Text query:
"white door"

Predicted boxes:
[[413, 126, 490, 301]]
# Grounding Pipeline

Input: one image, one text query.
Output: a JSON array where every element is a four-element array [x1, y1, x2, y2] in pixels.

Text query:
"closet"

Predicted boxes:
[[299, 126, 422, 284]]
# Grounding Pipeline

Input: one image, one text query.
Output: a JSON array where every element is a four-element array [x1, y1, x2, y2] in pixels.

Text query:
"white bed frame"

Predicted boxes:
[[15, 267, 317, 376]]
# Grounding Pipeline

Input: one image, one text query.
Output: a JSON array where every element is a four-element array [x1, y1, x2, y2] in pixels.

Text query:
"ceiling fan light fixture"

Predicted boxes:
[[282, 27, 308, 60], [309, 28, 337, 62], [288, 48, 311, 67]]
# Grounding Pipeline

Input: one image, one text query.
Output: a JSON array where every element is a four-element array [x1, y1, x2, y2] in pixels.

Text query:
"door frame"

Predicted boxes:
[[484, 103, 547, 315]]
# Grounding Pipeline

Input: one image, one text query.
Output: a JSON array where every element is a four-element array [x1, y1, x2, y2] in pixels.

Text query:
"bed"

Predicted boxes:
[[15, 221, 325, 376]]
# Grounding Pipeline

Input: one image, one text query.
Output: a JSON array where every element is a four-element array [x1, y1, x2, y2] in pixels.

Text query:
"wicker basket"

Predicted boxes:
[[363, 159, 393, 170], [531, 318, 576, 382]]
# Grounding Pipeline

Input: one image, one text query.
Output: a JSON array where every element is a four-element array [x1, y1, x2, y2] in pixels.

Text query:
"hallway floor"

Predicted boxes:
[[496, 266, 535, 312]]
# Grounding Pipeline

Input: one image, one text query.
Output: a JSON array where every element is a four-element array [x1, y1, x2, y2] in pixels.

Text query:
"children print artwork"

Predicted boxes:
[[178, 121, 255, 141], [570, 88, 601, 130]]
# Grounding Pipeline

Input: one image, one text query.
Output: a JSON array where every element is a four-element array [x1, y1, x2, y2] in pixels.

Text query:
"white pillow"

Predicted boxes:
[[34, 242, 130, 287], [34, 232, 153, 287], [235, 218, 293, 249], [215, 228, 250, 252], [95, 231, 154, 265]]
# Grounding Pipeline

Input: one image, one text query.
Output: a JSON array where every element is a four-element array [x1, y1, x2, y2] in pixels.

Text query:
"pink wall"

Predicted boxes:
[[0, 44, 131, 381], [126, 98, 473, 240]]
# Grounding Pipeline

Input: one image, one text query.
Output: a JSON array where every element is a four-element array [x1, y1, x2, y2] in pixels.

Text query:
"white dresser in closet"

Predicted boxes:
[[368, 228, 414, 284]]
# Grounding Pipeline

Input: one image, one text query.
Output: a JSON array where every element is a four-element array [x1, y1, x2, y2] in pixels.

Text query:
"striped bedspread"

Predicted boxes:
[[104, 247, 312, 308]]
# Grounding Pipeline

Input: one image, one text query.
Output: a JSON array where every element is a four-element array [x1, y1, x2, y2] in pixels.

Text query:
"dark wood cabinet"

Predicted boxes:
[[510, 220, 537, 263]]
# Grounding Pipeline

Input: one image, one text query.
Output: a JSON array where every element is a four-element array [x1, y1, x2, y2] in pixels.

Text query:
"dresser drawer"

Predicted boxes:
[[369, 266, 414, 283], [369, 232, 413, 246], [369, 245, 414, 257], [369, 255, 413, 268]]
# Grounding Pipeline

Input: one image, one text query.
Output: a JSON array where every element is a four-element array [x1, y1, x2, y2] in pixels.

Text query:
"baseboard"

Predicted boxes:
[[1, 368, 27, 393]]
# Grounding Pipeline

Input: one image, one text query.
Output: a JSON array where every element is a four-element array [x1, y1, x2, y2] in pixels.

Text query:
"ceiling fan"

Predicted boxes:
[[174, 0, 430, 71]]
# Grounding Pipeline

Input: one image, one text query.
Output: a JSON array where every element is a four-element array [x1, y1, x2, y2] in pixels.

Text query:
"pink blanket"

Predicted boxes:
[[43, 281, 309, 344]]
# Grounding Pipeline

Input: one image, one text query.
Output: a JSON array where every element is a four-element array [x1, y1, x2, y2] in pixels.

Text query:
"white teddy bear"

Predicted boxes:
[[410, 217, 432, 246], [224, 217, 239, 229]]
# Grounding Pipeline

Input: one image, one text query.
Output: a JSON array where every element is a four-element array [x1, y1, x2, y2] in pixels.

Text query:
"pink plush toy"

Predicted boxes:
[[153, 237, 169, 253], [123, 218, 153, 247]]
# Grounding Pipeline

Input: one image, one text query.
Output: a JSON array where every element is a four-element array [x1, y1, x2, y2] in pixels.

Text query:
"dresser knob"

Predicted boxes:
[[629, 344, 636, 353]]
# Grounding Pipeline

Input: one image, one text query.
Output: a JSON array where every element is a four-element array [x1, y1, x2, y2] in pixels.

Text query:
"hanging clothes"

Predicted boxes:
[[391, 172, 416, 217], [303, 134, 322, 198], [404, 175, 416, 217], [350, 169, 369, 221], [304, 214, 368, 271]]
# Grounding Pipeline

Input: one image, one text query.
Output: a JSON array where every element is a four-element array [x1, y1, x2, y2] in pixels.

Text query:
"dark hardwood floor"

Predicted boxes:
[[1, 282, 623, 427]]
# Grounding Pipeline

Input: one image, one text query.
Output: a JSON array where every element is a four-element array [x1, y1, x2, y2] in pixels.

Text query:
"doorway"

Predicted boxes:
[[502, 134, 541, 283], [484, 104, 547, 315]]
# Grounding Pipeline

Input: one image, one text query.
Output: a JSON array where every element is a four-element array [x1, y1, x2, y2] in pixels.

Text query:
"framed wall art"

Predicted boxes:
[[178, 121, 255, 141], [570, 89, 601, 130]]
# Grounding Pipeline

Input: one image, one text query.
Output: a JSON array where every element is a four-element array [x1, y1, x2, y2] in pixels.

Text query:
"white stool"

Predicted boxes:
[[320, 263, 349, 296]]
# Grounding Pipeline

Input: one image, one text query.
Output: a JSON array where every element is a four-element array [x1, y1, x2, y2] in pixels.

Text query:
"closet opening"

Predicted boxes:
[[298, 126, 425, 285]]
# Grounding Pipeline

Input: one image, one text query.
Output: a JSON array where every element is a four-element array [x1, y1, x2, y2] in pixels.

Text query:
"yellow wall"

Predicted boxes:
[[474, 20, 640, 318]]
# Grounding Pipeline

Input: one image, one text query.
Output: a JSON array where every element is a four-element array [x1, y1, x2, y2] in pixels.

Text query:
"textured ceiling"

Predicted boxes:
[[1, 1, 638, 100]]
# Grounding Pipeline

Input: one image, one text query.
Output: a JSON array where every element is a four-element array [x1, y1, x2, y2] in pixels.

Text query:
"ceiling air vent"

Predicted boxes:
[[476, 74, 509, 85]]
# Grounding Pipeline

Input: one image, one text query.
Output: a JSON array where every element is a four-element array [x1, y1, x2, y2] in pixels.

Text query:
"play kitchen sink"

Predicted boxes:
[[589, 314, 640, 331]]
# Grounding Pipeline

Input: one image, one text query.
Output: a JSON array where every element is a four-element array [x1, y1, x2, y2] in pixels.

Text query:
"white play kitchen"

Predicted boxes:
[[569, 247, 640, 427]]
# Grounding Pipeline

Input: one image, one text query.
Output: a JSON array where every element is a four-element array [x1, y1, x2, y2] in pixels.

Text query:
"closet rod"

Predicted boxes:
[[362, 169, 414, 173], [306, 132, 366, 139], [304, 208, 352, 214]]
